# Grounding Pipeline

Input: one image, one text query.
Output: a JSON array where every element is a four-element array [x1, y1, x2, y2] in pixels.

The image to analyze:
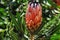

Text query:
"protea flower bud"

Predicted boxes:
[[53, 0, 60, 6], [25, 1, 42, 34]]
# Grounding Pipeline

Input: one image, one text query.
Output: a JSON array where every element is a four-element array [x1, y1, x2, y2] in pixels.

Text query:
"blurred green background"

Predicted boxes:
[[0, 0, 60, 40]]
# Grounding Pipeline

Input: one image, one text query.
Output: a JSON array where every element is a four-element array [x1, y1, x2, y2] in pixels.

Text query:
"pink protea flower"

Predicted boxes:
[[25, 2, 42, 33]]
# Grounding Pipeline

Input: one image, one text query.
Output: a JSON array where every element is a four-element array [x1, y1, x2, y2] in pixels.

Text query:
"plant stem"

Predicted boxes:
[[30, 34, 34, 40]]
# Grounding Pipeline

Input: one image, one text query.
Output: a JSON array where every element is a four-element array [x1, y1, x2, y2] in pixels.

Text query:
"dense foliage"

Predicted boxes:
[[0, 0, 60, 40]]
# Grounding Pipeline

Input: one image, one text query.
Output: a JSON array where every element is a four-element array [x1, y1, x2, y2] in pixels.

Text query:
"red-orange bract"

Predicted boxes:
[[53, 0, 60, 6], [25, 2, 42, 33]]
